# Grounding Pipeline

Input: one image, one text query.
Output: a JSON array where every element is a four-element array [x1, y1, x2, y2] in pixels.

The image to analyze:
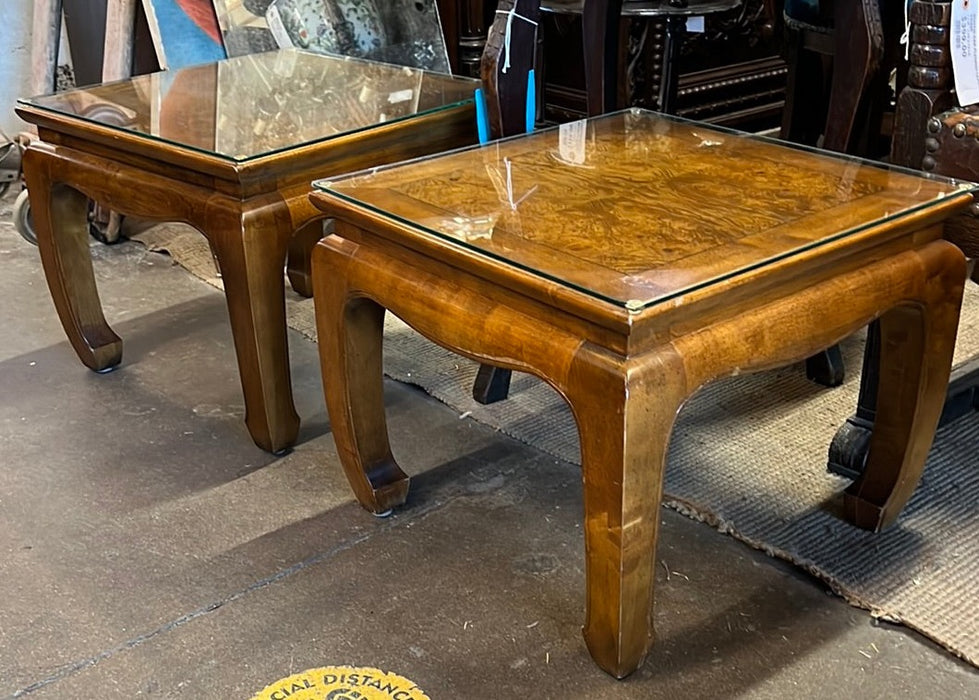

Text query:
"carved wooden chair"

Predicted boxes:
[[779, 0, 904, 158], [772, 0, 906, 387], [541, 0, 744, 116], [830, 0, 979, 478]]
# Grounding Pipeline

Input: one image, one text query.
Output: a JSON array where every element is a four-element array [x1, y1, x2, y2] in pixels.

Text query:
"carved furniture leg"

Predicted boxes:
[[312, 241, 409, 514], [831, 235, 967, 516], [459, 0, 490, 78], [206, 201, 300, 454], [656, 15, 686, 114], [472, 364, 513, 404], [843, 255, 964, 530], [22, 148, 122, 371], [828, 320, 880, 480], [565, 344, 683, 678], [890, 0, 955, 171], [582, 0, 624, 115]]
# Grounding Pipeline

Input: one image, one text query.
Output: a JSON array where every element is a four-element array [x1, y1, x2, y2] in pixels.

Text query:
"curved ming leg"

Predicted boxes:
[[844, 246, 966, 531], [312, 246, 408, 513], [564, 344, 685, 679], [23, 149, 122, 371], [207, 207, 300, 454]]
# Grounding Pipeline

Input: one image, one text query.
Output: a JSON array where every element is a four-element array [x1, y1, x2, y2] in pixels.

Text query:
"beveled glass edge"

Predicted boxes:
[[699, 109, 979, 187], [316, 107, 979, 195], [18, 49, 480, 165], [313, 108, 979, 311]]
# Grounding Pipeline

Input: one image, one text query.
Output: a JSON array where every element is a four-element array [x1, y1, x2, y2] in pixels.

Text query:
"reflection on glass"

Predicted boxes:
[[266, 0, 451, 72], [315, 109, 976, 310], [212, 0, 280, 57], [20, 49, 478, 161]]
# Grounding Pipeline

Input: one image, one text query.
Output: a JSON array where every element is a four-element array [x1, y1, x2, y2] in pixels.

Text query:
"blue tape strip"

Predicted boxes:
[[475, 88, 490, 144], [526, 69, 536, 134]]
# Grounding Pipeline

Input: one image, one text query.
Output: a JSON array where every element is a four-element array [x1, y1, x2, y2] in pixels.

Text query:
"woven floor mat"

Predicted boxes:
[[131, 223, 979, 666]]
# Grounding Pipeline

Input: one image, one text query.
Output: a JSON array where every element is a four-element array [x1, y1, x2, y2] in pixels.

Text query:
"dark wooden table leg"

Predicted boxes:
[[821, 0, 883, 154], [472, 364, 512, 404], [844, 240, 966, 531], [805, 344, 846, 387], [828, 320, 880, 480], [458, 0, 490, 78], [205, 199, 300, 454], [22, 146, 123, 372], [656, 14, 685, 114]]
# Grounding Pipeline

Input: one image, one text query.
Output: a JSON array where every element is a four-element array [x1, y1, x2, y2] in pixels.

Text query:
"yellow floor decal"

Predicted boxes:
[[248, 666, 431, 700]]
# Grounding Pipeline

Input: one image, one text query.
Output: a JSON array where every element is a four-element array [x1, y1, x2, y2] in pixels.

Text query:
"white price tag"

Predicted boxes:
[[686, 16, 705, 33], [559, 119, 587, 165], [387, 89, 414, 104], [952, 0, 979, 106]]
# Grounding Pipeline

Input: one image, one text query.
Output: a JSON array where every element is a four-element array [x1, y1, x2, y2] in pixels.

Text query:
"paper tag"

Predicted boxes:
[[388, 89, 414, 104], [559, 119, 587, 165], [952, 0, 979, 107], [686, 16, 705, 33]]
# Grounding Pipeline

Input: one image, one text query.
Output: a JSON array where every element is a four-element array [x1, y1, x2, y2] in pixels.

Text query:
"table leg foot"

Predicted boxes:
[[314, 263, 409, 513], [827, 414, 873, 481], [805, 344, 845, 387], [23, 149, 122, 372], [844, 241, 966, 531]]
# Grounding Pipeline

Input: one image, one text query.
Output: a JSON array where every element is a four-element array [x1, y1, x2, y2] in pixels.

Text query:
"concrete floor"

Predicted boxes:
[[1, 185, 977, 700]]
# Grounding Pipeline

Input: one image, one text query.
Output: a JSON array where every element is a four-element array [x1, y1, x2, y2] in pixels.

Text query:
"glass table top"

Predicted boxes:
[[313, 109, 977, 311], [261, 0, 452, 73], [19, 49, 478, 163]]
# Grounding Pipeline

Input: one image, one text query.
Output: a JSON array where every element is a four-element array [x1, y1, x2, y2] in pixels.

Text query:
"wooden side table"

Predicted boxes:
[[308, 110, 974, 677], [16, 49, 479, 453]]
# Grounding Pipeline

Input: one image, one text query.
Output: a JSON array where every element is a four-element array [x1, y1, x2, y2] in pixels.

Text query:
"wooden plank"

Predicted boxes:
[[31, 0, 63, 96], [103, 0, 138, 81]]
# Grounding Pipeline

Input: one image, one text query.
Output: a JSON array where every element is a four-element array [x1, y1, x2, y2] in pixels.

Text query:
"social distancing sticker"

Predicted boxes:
[[248, 666, 431, 700]]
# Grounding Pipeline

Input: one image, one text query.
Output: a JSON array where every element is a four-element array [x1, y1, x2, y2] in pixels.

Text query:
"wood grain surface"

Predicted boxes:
[[318, 110, 969, 308]]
